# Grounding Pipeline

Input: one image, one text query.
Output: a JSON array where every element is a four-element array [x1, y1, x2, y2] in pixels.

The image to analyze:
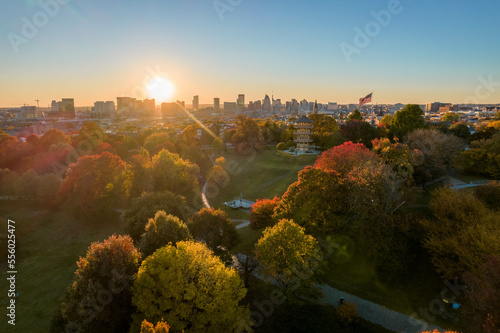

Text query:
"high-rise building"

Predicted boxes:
[[255, 100, 262, 110], [313, 100, 318, 114], [426, 102, 451, 113], [94, 101, 115, 118], [214, 97, 220, 111], [193, 95, 199, 111], [53, 98, 75, 118], [117, 97, 137, 112], [143, 99, 156, 115], [263, 95, 271, 112], [161, 101, 185, 117], [224, 102, 237, 113], [237, 94, 245, 109], [51, 100, 58, 112]]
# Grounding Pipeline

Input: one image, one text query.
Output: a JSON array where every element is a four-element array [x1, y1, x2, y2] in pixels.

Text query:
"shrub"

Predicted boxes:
[[336, 301, 359, 326]]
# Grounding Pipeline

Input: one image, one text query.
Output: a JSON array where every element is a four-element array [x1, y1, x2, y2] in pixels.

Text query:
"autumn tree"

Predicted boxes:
[[60, 235, 141, 333], [139, 210, 192, 258], [231, 115, 264, 153], [143, 131, 176, 154], [391, 104, 426, 140], [404, 129, 464, 183], [255, 219, 322, 301], [309, 113, 339, 134], [207, 157, 230, 188], [140, 320, 171, 333], [458, 132, 500, 179], [57, 152, 129, 220], [39, 128, 71, 150], [372, 138, 415, 181], [421, 187, 500, 279], [448, 122, 471, 141], [473, 181, 500, 211], [131, 241, 249, 333], [188, 208, 239, 260], [250, 196, 281, 229], [124, 191, 192, 243]]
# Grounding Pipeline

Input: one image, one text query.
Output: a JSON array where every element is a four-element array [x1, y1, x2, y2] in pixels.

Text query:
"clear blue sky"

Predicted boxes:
[[1, 0, 499, 107]]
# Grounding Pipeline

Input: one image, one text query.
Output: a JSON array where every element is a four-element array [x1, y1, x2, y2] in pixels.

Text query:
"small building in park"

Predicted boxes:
[[294, 115, 314, 152]]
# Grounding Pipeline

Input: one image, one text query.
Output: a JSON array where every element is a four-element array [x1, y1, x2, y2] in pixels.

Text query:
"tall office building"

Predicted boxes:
[[237, 94, 245, 109], [193, 95, 199, 111], [94, 101, 115, 118], [224, 102, 237, 113], [214, 97, 220, 111], [51, 98, 75, 118], [161, 101, 185, 117], [263, 95, 271, 112], [143, 99, 156, 115]]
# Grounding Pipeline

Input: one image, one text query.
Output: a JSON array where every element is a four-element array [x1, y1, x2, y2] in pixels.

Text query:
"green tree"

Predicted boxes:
[[188, 208, 239, 260], [131, 241, 249, 333], [441, 112, 459, 122], [449, 122, 471, 140], [255, 219, 322, 301], [150, 149, 200, 201], [231, 115, 263, 150], [340, 120, 377, 148], [143, 131, 176, 154], [458, 132, 500, 179], [347, 109, 363, 122], [474, 181, 500, 211], [391, 104, 426, 140], [372, 138, 414, 181], [124, 191, 191, 243], [61, 235, 141, 333], [139, 211, 192, 258], [250, 196, 280, 230], [308, 113, 339, 134]]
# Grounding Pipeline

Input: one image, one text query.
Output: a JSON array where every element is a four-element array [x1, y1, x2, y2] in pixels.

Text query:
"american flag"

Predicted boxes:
[[359, 93, 372, 107]]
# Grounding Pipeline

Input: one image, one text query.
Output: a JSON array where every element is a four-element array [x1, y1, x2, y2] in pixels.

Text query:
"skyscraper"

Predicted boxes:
[[263, 95, 271, 112], [237, 94, 245, 109], [193, 95, 199, 111], [214, 97, 220, 111], [313, 100, 318, 114]]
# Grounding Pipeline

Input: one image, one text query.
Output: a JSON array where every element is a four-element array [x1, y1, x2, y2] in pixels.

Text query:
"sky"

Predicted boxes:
[[0, 0, 499, 107]]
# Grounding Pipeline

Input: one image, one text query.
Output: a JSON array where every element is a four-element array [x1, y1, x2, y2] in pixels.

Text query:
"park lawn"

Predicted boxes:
[[232, 225, 263, 256], [209, 149, 317, 210], [0, 202, 121, 332]]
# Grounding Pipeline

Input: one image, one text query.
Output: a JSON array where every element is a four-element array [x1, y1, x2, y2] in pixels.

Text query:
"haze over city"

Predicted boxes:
[[1, 0, 499, 107]]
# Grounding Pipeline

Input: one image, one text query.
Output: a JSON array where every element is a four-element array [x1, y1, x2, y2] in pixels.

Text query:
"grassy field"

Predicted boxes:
[[209, 149, 317, 210], [0, 202, 121, 332]]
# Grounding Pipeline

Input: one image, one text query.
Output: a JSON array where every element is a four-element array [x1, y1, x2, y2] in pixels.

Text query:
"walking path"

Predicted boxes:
[[319, 285, 445, 333], [232, 254, 447, 333], [233, 219, 250, 229]]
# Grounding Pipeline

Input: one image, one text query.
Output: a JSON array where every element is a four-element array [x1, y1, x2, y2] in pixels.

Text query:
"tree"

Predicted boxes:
[[140, 320, 171, 333], [0, 131, 19, 169], [391, 104, 426, 140], [463, 256, 500, 333], [143, 131, 176, 154], [449, 122, 471, 141], [231, 115, 263, 152], [404, 129, 464, 183], [473, 181, 500, 211], [139, 211, 192, 258], [188, 208, 239, 260], [150, 149, 200, 201], [308, 113, 338, 134], [340, 120, 377, 148], [124, 191, 191, 243], [441, 112, 459, 122], [207, 158, 230, 188], [314, 142, 379, 175], [39, 129, 70, 150], [421, 187, 500, 279], [250, 196, 280, 229], [458, 132, 500, 179], [60, 235, 141, 333], [57, 152, 129, 220], [131, 241, 249, 333], [347, 109, 363, 122], [255, 219, 322, 301], [372, 138, 415, 181]]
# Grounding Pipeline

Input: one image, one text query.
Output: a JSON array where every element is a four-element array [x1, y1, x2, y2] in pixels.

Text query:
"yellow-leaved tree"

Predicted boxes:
[[131, 241, 249, 333]]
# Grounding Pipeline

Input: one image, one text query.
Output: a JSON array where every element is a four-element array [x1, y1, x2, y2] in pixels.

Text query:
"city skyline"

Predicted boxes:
[[1, 0, 499, 107]]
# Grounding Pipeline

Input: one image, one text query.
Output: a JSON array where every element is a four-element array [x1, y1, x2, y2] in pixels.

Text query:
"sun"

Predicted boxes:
[[146, 77, 175, 103]]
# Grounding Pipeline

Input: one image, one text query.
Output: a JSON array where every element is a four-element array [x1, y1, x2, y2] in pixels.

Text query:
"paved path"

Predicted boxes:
[[233, 219, 250, 229], [319, 285, 445, 333], [201, 181, 211, 209], [233, 254, 447, 333]]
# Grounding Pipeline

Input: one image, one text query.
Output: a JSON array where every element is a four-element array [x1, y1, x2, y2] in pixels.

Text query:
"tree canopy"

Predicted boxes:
[[131, 241, 249, 333], [391, 104, 426, 140]]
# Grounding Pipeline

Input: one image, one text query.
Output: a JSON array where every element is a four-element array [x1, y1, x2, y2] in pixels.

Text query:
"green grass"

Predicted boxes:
[[209, 150, 317, 210], [232, 225, 263, 255], [0, 202, 121, 332]]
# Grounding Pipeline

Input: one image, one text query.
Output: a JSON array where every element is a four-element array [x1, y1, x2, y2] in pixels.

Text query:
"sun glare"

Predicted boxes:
[[146, 77, 175, 103]]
